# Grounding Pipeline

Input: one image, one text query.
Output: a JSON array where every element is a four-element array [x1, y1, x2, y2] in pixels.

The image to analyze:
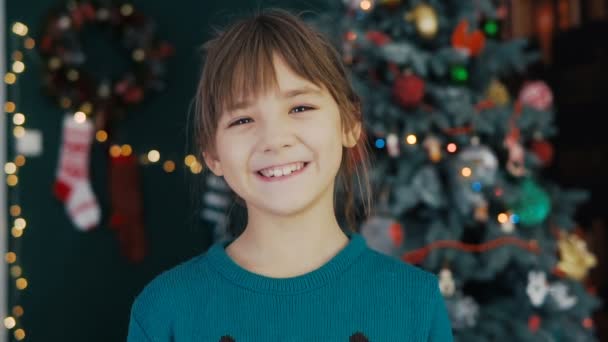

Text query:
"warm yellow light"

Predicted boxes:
[[15, 155, 26, 167], [11, 227, 23, 238], [49, 57, 61, 70], [190, 161, 203, 174], [67, 69, 79, 81], [121, 144, 133, 156], [109, 145, 122, 158], [12, 61, 25, 73], [5, 101, 16, 113], [184, 154, 196, 167], [12, 51, 23, 61], [5, 252, 17, 264], [13, 126, 25, 138], [96, 130, 108, 142], [14, 218, 26, 230], [11, 265, 22, 277], [461, 167, 472, 177], [132, 49, 145, 61], [4, 72, 17, 84], [24, 37, 35, 49], [80, 102, 93, 114], [12, 305, 24, 317], [12, 22, 28, 36], [10, 205, 21, 217], [120, 3, 134, 16], [406, 134, 417, 145], [3, 316, 16, 329], [4, 162, 17, 175], [447, 143, 457, 153], [497, 213, 509, 224], [147, 150, 160, 163], [163, 160, 175, 173], [13, 112, 26, 125], [74, 111, 87, 123], [16, 278, 27, 290], [7, 175, 18, 186], [360, 0, 373, 11], [14, 328, 25, 340]]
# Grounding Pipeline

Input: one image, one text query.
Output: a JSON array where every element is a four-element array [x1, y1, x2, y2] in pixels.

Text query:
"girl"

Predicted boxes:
[[128, 8, 453, 342]]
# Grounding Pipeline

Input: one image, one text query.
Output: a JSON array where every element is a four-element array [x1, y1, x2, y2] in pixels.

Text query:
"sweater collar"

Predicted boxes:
[[206, 231, 367, 294]]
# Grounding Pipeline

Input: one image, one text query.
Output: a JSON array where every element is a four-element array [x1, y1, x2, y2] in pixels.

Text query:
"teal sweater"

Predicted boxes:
[[127, 232, 453, 341]]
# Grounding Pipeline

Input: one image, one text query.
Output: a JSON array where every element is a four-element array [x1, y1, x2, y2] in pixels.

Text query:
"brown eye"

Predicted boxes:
[[290, 105, 313, 114], [229, 117, 252, 127]]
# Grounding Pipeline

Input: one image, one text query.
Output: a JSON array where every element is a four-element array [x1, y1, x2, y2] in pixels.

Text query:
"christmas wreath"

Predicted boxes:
[[38, 0, 173, 121]]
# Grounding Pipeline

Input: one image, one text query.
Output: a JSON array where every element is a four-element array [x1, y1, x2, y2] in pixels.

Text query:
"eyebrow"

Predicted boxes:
[[227, 86, 322, 113]]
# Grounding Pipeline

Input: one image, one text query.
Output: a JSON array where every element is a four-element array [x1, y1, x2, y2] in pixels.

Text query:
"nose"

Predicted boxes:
[[258, 115, 296, 154]]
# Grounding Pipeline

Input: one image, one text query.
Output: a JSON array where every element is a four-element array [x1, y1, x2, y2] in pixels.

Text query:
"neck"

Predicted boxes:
[[226, 185, 350, 277]]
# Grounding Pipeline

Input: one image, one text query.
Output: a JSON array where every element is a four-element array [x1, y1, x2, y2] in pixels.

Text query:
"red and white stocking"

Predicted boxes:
[[52, 114, 101, 231]]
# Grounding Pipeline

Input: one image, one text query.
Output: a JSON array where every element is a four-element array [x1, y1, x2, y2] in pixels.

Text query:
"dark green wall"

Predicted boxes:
[[5, 1, 327, 340]]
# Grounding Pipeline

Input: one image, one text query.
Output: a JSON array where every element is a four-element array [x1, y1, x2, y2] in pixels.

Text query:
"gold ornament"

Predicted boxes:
[[405, 4, 439, 39], [486, 79, 510, 106], [556, 231, 597, 281], [423, 135, 442, 162]]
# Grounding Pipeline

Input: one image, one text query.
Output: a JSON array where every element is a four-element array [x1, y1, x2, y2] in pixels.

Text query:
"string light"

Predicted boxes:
[[14, 155, 26, 167], [5, 101, 16, 112], [13, 126, 25, 138], [4, 162, 17, 175], [497, 212, 509, 223], [4, 72, 17, 85], [461, 167, 472, 177], [95, 130, 108, 142], [406, 134, 417, 145], [121, 144, 133, 156], [24, 37, 35, 49], [5, 27, 39, 339], [12, 61, 25, 73], [13, 113, 26, 125], [147, 150, 160, 163], [446, 143, 457, 153], [359, 0, 373, 12], [11, 22, 28, 36]]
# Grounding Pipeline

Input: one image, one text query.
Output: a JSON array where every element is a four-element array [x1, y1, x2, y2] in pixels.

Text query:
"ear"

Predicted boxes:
[[202, 150, 224, 176], [342, 120, 362, 148]]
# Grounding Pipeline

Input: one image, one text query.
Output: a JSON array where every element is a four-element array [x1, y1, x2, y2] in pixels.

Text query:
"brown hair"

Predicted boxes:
[[193, 8, 373, 235]]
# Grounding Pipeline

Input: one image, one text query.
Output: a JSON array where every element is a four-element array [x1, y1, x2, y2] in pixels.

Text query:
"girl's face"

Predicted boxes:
[[203, 54, 360, 219]]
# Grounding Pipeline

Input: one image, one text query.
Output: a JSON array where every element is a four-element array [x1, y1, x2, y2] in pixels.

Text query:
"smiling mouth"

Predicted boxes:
[[256, 162, 310, 181]]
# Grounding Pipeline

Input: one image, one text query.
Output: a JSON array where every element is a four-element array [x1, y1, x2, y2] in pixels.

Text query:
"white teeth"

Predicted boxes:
[[259, 162, 305, 178]]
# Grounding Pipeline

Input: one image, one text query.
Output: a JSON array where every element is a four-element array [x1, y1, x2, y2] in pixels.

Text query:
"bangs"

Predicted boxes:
[[210, 19, 325, 117]]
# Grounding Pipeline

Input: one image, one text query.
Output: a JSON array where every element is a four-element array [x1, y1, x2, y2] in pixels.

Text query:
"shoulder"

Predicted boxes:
[[130, 251, 214, 321], [362, 248, 440, 299]]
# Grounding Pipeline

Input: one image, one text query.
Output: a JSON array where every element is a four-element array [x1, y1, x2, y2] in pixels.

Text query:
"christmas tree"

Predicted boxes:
[[309, 0, 601, 340]]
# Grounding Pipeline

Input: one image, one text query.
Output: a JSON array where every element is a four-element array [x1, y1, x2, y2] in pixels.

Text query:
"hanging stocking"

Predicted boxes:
[[53, 114, 101, 231], [108, 153, 148, 263]]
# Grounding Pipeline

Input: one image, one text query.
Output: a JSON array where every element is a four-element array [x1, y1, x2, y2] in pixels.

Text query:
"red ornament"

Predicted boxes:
[[389, 222, 404, 247], [393, 73, 425, 108], [583, 317, 594, 329], [451, 20, 486, 57], [366, 31, 391, 46], [528, 315, 541, 332], [518, 81, 553, 111], [531, 140, 554, 166]]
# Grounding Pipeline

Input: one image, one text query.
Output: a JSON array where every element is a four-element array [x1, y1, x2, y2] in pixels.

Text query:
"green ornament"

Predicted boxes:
[[451, 66, 468, 82], [483, 20, 498, 37], [511, 178, 551, 226]]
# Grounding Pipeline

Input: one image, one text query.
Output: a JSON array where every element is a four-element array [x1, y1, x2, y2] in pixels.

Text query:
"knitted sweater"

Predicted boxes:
[[127, 232, 453, 341]]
